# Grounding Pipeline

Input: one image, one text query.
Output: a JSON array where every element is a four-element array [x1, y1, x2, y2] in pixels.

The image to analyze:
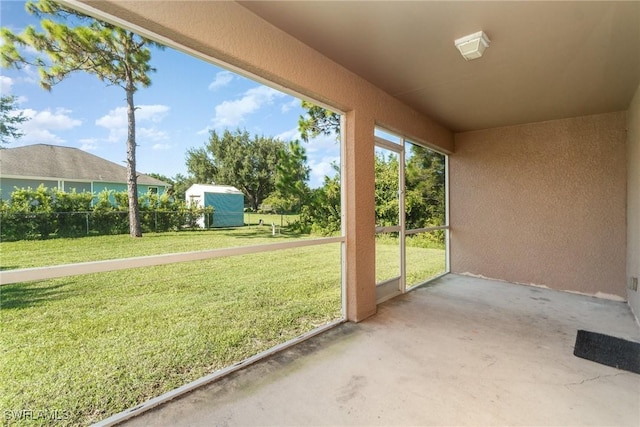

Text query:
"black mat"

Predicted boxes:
[[573, 330, 640, 374]]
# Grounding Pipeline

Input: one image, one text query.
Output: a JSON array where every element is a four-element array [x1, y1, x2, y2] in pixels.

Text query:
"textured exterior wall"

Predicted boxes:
[[627, 84, 640, 318], [451, 112, 627, 297]]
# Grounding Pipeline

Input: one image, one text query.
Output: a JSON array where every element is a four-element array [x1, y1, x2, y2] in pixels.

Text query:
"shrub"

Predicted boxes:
[[51, 189, 94, 237], [0, 188, 218, 241], [140, 192, 188, 232], [290, 176, 341, 236], [91, 190, 128, 235]]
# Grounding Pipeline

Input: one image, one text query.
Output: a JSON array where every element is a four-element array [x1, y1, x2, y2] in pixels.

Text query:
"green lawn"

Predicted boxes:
[[0, 230, 444, 426], [244, 212, 298, 227], [0, 227, 306, 270]]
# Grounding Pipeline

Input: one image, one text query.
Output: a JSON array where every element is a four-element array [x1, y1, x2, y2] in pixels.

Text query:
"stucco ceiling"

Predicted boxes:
[[239, 1, 640, 132]]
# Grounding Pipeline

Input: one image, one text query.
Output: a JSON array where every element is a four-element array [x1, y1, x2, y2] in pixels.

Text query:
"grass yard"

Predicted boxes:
[[406, 246, 446, 288], [1, 243, 343, 426], [244, 212, 298, 227], [375, 232, 446, 286], [1, 229, 445, 426], [375, 241, 446, 286], [0, 227, 307, 270]]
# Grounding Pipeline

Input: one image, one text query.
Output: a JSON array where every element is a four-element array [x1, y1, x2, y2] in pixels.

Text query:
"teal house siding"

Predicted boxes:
[[1, 179, 167, 203], [0, 145, 169, 203], [63, 181, 92, 194], [93, 182, 167, 205], [0, 178, 59, 200]]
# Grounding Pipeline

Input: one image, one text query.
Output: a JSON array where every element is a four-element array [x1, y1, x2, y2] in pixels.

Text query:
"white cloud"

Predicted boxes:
[[303, 133, 341, 188], [79, 139, 99, 151], [275, 127, 300, 142], [139, 127, 169, 141], [308, 155, 340, 188], [96, 104, 169, 128], [19, 64, 39, 85], [0, 77, 27, 104], [280, 97, 300, 113], [95, 107, 127, 130], [21, 108, 82, 130], [196, 125, 212, 136], [208, 71, 234, 91], [137, 105, 170, 122], [14, 108, 81, 144], [306, 133, 339, 154], [152, 143, 171, 150], [20, 128, 65, 145], [24, 46, 41, 57], [96, 104, 170, 143], [5, 64, 39, 86], [211, 85, 286, 128], [0, 76, 13, 95]]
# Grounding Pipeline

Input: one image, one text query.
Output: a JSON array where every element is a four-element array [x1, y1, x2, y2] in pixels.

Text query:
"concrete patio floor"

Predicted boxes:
[[121, 274, 640, 426]]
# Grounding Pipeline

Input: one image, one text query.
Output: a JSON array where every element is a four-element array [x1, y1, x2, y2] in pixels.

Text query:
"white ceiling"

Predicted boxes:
[[239, 1, 640, 132]]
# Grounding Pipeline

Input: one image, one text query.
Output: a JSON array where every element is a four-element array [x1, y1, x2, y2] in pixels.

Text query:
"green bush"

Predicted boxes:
[[0, 188, 215, 241], [405, 230, 445, 250], [0, 196, 33, 241], [91, 190, 128, 235], [290, 175, 341, 236], [1, 186, 55, 240], [52, 189, 94, 237], [140, 192, 189, 232]]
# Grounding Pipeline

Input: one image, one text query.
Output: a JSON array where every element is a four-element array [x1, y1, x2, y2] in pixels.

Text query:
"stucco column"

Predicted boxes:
[[626, 83, 640, 318], [344, 109, 377, 322]]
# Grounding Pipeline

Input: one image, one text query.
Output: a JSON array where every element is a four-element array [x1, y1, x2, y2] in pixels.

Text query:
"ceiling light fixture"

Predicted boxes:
[[454, 31, 490, 61]]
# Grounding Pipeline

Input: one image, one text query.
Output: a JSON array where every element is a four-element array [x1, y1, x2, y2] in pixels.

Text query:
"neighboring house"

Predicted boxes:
[[185, 184, 244, 228], [0, 144, 170, 201]]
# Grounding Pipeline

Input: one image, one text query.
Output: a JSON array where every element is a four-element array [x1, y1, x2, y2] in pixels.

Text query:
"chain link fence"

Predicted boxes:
[[0, 208, 213, 241]]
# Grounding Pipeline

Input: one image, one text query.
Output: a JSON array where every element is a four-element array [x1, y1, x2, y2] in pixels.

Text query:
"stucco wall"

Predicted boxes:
[[451, 112, 627, 297], [627, 84, 640, 318]]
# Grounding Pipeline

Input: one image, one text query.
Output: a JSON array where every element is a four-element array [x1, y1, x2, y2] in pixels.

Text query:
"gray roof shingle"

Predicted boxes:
[[0, 144, 169, 186]]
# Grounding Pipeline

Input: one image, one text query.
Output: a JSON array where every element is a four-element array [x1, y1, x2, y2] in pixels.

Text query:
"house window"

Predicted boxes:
[[148, 187, 158, 194]]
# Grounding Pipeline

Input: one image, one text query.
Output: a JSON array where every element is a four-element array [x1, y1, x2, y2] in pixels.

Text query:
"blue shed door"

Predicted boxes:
[[204, 192, 244, 227]]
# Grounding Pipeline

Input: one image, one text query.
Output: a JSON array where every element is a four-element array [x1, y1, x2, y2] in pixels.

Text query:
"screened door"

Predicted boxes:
[[374, 128, 448, 303]]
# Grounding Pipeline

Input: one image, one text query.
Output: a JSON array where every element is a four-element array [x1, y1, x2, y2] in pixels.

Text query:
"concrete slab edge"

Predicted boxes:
[[92, 320, 345, 427]]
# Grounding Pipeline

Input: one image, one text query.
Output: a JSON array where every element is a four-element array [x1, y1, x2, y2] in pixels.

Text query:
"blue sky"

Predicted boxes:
[[0, 0, 339, 188]]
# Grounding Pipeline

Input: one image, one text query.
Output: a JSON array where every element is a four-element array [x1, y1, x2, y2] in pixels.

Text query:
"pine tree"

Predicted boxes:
[[1, 0, 163, 237]]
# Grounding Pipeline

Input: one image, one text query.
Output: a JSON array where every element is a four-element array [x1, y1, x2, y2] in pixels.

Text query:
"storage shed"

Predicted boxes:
[[185, 184, 245, 228]]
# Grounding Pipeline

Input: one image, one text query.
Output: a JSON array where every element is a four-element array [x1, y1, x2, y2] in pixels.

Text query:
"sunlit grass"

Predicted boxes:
[[243, 212, 298, 226], [375, 232, 446, 285], [0, 226, 305, 270], [1, 244, 342, 426]]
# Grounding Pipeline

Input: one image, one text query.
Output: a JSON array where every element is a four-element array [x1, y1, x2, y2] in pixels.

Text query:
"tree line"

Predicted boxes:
[[159, 106, 445, 236]]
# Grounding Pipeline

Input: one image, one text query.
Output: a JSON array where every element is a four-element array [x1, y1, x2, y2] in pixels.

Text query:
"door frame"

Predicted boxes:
[[374, 128, 450, 303], [374, 134, 406, 303]]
